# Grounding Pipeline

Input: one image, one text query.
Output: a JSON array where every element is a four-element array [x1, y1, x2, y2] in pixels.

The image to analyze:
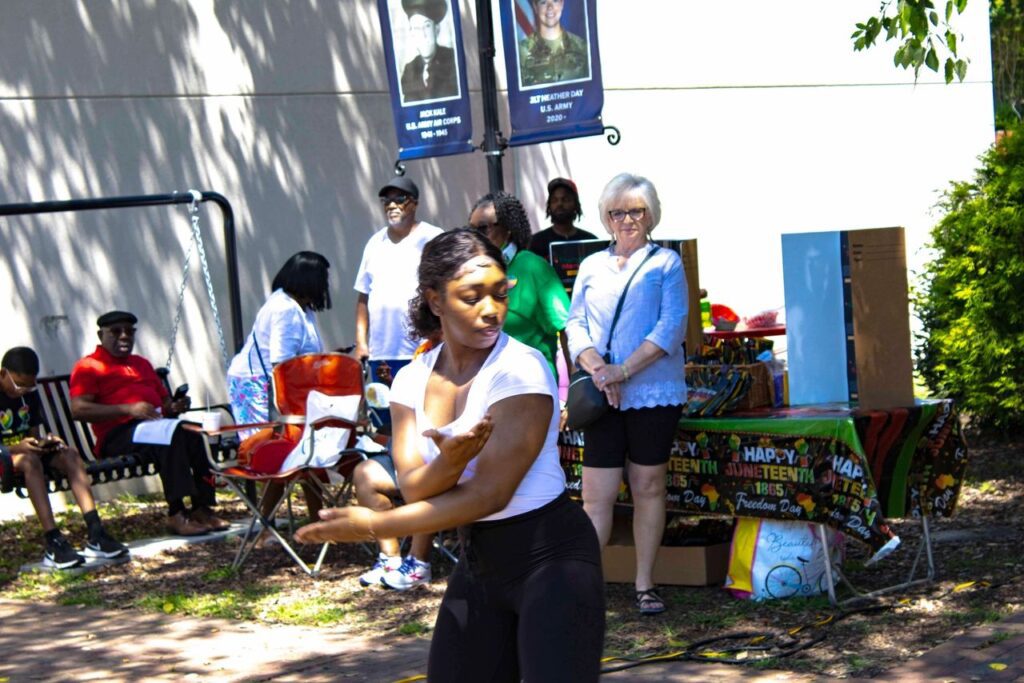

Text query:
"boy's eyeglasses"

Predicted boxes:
[[608, 208, 647, 223], [3, 370, 37, 393]]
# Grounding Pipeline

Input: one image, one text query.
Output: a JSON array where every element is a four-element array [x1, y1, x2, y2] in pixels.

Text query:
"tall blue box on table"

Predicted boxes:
[[782, 227, 914, 410]]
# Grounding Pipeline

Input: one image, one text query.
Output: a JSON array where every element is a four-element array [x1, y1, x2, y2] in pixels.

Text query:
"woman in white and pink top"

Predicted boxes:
[[297, 229, 604, 682]]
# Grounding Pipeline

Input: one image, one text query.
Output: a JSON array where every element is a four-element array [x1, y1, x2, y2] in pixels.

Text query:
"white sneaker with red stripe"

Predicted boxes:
[[381, 555, 432, 590], [359, 553, 402, 587]]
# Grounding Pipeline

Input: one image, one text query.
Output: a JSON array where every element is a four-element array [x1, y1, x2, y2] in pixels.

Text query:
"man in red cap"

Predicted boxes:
[[528, 177, 598, 262]]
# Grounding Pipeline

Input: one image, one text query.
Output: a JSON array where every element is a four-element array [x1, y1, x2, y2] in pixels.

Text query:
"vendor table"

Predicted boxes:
[[559, 399, 968, 556], [702, 325, 786, 340]]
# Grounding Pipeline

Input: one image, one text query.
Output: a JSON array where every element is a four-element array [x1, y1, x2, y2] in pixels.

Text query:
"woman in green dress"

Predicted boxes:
[[469, 192, 571, 381]]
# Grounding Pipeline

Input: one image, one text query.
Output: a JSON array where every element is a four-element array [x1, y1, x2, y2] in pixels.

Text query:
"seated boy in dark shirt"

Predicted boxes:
[[0, 346, 128, 568]]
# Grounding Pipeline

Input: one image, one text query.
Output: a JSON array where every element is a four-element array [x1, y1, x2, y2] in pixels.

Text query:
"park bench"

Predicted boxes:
[[0, 369, 237, 499]]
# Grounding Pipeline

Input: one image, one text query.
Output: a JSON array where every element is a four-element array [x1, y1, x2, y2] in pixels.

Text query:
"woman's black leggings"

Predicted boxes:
[[427, 492, 606, 682]]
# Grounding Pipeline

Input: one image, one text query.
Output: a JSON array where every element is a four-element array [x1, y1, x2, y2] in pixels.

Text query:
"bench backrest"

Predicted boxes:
[[37, 374, 100, 462], [4, 370, 236, 499], [35, 367, 172, 464]]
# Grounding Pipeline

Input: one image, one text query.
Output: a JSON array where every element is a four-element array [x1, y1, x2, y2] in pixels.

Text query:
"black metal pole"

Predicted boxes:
[[0, 191, 244, 353], [476, 0, 504, 193]]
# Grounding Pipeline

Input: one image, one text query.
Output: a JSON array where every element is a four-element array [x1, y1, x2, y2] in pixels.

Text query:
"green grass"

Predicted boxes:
[[846, 653, 871, 671], [946, 606, 1004, 627], [201, 566, 239, 582], [397, 620, 431, 636], [749, 656, 780, 670], [983, 631, 1013, 646], [7, 567, 94, 599], [977, 480, 999, 494], [263, 599, 351, 626], [942, 552, 1009, 574], [57, 587, 103, 607], [135, 586, 278, 621], [131, 586, 361, 627]]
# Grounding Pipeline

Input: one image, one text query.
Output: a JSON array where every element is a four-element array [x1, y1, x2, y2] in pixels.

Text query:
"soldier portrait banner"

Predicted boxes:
[[377, 0, 474, 160], [500, 0, 605, 146]]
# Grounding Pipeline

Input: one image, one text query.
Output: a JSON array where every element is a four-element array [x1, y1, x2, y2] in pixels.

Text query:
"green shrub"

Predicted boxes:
[[916, 123, 1024, 433]]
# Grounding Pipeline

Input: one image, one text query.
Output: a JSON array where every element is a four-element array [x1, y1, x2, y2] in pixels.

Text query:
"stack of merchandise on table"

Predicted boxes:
[[684, 325, 785, 416]]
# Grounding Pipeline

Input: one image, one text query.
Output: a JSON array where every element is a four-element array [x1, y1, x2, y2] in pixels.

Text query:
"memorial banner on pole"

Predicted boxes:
[[377, 0, 474, 160], [500, 0, 604, 146]]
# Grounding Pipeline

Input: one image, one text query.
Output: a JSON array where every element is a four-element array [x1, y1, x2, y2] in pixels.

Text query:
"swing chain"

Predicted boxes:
[[165, 208, 195, 371], [189, 195, 230, 369], [165, 191, 229, 372]]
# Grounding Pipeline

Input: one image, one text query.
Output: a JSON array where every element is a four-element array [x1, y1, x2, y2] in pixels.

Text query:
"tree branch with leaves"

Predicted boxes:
[[853, 0, 970, 83]]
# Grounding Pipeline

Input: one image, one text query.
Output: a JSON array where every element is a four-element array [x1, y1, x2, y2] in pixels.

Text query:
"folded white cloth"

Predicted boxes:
[[279, 390, 361, 471]]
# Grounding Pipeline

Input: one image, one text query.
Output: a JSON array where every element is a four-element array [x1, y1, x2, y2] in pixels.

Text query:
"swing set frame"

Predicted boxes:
[[0, 190, 244, 353], [0, 191, 245, 497]]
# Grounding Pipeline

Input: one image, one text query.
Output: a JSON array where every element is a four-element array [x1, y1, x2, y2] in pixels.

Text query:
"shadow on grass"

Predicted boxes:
[[1, 439, 1021, 679]]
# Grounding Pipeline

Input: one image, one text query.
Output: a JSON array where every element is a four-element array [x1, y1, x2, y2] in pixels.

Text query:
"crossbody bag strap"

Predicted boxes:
[[249, 332, 270, 380], [604, 244, 660, 354]]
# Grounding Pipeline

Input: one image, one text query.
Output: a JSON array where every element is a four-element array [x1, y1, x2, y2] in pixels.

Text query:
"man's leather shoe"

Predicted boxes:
[[190, 507, 231, 532], [167, 510, 210, 536]]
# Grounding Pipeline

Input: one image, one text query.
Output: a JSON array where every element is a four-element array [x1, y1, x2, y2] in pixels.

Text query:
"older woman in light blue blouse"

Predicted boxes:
[[565, 172, 688, 616]]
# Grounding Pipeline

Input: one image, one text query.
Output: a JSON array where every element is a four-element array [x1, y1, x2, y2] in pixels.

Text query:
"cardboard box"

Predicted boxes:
[[601, 513, 730, 586], [602, 541, 730, 586], [782, 226, 914, 410]]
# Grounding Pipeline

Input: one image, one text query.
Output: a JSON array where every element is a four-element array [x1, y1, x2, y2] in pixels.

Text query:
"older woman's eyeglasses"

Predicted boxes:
[[608, 208, 646, 223]]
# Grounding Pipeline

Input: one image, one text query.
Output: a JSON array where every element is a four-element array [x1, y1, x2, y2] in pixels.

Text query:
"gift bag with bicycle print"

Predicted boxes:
[[724, 518, 845, 601]]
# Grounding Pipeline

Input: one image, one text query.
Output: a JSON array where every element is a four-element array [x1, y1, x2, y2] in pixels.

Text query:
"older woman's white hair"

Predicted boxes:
[[597, 173, 662, 234]]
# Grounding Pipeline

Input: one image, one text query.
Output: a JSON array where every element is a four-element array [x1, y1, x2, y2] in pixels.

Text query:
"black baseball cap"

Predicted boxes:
[[402, 0, 448, 23], [378, 176, 420, 201], [96, 310, 138, 328]]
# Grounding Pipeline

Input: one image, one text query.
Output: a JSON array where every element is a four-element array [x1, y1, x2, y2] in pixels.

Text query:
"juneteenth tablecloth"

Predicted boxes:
[[559, 399, 968, 554]]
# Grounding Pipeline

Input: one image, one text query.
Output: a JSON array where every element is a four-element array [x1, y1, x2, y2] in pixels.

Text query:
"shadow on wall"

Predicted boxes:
[[0, 0, 515, 389]]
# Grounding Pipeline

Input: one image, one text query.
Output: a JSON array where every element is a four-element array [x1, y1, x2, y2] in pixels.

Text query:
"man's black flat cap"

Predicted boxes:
[[96, 310, 138, 328], [402, 0, 448, 23]]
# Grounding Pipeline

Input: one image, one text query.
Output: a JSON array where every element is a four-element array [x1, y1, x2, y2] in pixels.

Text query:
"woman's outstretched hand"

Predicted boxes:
[[423, 414, 494, 467], [295, 506, 374, 544]]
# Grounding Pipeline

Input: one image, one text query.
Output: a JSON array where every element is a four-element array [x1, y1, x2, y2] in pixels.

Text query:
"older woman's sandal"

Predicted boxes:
[[635, 588, 666, 615]]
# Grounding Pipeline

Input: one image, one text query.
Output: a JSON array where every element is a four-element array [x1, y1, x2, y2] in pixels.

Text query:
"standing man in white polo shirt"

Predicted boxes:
[[352, 175, 442, 590]]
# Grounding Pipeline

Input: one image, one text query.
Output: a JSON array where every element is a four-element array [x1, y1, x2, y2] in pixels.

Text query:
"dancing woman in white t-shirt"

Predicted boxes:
[[297, 229, 605, 682]]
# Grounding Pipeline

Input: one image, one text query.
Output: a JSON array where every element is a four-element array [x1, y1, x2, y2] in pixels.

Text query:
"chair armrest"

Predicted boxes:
[[307, 417, 361, 430], [187, 421, 284, 471], [184, 421, 280, 437]]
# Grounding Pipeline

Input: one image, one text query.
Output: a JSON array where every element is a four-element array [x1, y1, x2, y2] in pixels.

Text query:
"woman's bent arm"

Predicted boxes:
[[389, 402, 493, 503], [295, 393, 554, 544]]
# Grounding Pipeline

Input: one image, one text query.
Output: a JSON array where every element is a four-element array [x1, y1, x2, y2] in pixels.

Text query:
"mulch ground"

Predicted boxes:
[[1, 436, 1020, 678]]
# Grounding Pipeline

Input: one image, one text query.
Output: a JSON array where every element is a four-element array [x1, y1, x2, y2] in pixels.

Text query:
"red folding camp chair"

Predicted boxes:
[[202, 352, 368, 576]]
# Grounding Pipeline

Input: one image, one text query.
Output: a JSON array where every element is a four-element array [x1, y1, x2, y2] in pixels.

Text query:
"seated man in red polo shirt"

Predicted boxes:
[[70, 310, 230, 536]]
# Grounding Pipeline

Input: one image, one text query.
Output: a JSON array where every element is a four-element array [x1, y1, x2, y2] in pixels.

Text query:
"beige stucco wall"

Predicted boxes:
[[0, 0, 994, 519]]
